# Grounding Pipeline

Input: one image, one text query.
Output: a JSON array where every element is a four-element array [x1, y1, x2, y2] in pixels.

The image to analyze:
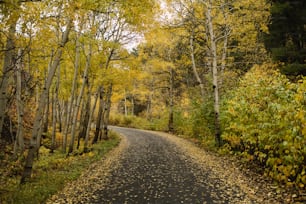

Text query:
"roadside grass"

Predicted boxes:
[[109, 114, 168, 131], [1, 131, 120, 204]]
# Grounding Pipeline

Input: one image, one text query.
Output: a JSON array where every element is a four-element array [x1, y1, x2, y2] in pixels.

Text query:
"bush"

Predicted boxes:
[[172, 99, 216, 148], [109, 113, 168, 131], [221, 63, 306, 189], [190, 100, 215, 140], [109, 114, 135, 127], [173, 108, 192, 136], [1, 133, 121, 203]]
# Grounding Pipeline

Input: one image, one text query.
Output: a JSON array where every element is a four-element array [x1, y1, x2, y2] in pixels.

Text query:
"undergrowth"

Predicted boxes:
[[0, 131, 120, 204], [110, 114, 168, 131], [221, 64, 306, 189]]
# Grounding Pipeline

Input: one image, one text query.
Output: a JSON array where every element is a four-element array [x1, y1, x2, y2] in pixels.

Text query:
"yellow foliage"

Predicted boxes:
[[222, 133, 241, 148], [222, 63, 306, 189], [87, 151, 95, 157]]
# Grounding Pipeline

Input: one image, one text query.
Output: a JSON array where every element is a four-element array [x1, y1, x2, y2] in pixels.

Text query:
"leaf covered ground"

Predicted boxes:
[[47, 127, 305, 203], [0, 133, 120, 204]]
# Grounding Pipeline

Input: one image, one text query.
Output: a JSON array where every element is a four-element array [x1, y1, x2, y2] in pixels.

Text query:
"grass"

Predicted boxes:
[[109, 114, 169, 131], [1, 131, 120, 204]]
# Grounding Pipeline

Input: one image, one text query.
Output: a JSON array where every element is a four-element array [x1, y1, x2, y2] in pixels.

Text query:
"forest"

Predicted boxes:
[[0, 0, 305, 202]]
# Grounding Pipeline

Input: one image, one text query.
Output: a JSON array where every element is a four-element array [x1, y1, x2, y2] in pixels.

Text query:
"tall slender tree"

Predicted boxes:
[[0, 5, 19, 138], [21, 15, 73, 183]]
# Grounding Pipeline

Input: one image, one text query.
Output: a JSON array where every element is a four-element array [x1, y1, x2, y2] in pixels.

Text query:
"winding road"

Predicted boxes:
[[94, 126, 249, 204], [47, 127, 269, 204]]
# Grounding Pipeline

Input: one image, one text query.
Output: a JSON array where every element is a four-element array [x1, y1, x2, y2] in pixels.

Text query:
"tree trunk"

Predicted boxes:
[[220, 4, 229, 88], [20, 18, 72, 184], [51, 63, 60, 153], [43, 92, 49, 134], [68, 43, 91, 154], [98, 105, 106, 141], [63, 37, 80, 153], [43, 51, 53, 134], [206, 0, 222, 146], [35, 114, 44, 159], [102, 84, 112, 140], [57, 102, 62, 133], [146, 80, 154, 121], [190, 29, 205, 98], [0, 13, 18, 138], [14, 49, 25, 155], [56, 67, 62, 133], [84, 88, 99, 153], [219, 31, 228, 88], [50, 88, 57, 153], [124, 90, 128, 116], [93, 40, 115, 143], [168, 68, 174, 133], [77, 84, 90, 150], [92, 87, 104, 144], [131, 93, 135, 116], [62, 100, 68, 137]]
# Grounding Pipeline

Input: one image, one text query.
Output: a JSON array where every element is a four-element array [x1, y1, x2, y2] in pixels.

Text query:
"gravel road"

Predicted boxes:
[[47, 127, 282, 204]]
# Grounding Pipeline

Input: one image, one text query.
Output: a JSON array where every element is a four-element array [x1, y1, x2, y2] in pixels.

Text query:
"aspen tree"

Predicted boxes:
[[204, 0, 222, 146], [13, 49, 25, 155], [92, 87, 105, 144], [77, 84, 90, 150], [21, 16, 72, 183], [83, 88, 99, 152], [63, 36, 80, 153], [50, 65, 61, 153], [0, 7, 18, 138], [102, 84, 112, 140], [68, 43, 91, 154]]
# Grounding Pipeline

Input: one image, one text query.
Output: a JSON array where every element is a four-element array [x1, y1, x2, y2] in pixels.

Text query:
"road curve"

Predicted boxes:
[[47, 126, 262, 204], [89, 126, 252, 203]]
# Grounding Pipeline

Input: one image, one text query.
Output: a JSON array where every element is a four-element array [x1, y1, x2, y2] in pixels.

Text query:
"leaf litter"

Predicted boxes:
[[46, 127, 303, 203]]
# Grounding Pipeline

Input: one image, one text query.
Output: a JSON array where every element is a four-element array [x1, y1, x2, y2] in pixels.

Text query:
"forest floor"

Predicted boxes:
[[47, 126, 305, 204], [0, 133, 121, 203]]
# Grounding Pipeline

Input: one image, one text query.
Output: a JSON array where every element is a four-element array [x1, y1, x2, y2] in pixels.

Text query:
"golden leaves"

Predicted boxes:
[[222, 63, 306, 189]]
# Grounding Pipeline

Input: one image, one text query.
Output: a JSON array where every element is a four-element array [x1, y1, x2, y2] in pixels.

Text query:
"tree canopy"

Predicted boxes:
[[264, 0, 306, 76], [0, 0, 305, 195]]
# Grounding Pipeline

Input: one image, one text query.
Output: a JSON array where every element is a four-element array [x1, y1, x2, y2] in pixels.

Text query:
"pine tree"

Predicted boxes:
[[265, 0, 306, 76]]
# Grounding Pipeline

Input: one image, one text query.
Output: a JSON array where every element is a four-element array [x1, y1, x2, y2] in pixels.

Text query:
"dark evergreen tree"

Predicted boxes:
[[265, 0, 306, 76]]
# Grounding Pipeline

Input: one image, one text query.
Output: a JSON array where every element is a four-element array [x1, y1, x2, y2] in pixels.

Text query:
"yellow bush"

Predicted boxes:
[[221, 63, 306, 189]]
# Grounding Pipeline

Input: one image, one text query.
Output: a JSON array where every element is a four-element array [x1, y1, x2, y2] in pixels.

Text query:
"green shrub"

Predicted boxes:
[[190, 100, 214, 140], [110, 113, 168, 131], [221, 63, 306, 189], [173, 107, 192, 136], [1, 133, 120, 203]]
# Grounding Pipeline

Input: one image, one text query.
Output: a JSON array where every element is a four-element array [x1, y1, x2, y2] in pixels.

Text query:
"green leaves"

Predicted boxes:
[[221, 63, 306, 189]]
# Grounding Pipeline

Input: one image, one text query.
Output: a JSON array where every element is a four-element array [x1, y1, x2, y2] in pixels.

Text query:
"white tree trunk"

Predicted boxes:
[[220, 4, 230, 88], [102, 84, 112, 140], [63, 37, 80, 153], [206, 0, 221, 146], [83, 88, 99, 153], [14, 49, 25, 155], [190, 30, 205, 98], [51, 86, 58, 153], [53, 64, 61, 142], [68, 44, 92, 154], [21, 18, 72, 183], [0, 14, 18, 138]]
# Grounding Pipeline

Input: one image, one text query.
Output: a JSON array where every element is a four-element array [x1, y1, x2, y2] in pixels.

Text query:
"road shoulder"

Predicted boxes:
[[46, 134, 128, 204], [152, 130, 299, 204]]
